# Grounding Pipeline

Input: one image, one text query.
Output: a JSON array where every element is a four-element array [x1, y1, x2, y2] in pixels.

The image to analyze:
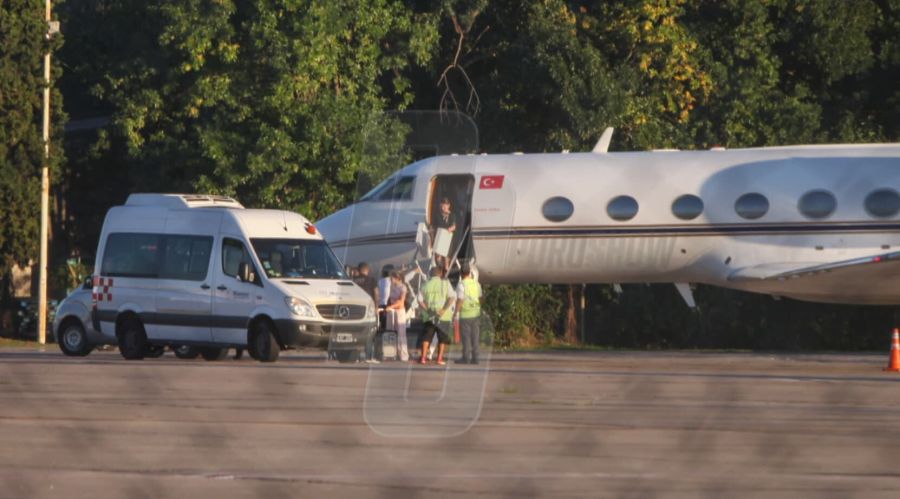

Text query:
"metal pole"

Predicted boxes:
[[37, 0, 52, 345]]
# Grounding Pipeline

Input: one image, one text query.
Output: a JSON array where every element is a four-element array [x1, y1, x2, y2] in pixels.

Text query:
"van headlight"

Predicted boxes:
[[285, 297, 316, 318], [366, 301, 375, 319]]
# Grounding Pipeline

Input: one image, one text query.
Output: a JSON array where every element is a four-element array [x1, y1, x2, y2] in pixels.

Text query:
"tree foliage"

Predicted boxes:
[[61, 0, 436, 219], [484, 284, 562, 348], [420, 0, 900, 345], [0, 0, 64, 277]]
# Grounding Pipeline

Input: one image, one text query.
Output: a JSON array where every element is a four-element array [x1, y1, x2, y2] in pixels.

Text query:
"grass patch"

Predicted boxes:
[[495, 340, 614, 353], [0, 338, 52, 348]]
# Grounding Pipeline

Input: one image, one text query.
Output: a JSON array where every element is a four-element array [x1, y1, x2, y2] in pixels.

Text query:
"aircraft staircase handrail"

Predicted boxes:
[[447, 225, 471, 274]]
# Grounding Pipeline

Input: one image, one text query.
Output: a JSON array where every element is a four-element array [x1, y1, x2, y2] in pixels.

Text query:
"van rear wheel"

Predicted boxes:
[[200, 347, 229, 361], [173, 345, 200, 359], [119, 318, 146, 360], [249, 322, 279, 363]]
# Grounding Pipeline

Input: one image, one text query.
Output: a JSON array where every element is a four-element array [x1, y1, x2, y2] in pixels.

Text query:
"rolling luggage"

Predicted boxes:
[[381, 331, 398, 361]]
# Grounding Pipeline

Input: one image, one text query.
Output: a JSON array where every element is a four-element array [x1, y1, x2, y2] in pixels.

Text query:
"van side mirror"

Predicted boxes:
[[237, 262, 253, 283], [82, 276, 92, 290]]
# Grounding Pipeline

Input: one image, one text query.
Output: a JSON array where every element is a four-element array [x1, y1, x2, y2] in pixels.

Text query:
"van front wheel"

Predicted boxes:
[[249, 322, 279, 363], [58, 320, 93, 357], [119, 319, 147, 360]]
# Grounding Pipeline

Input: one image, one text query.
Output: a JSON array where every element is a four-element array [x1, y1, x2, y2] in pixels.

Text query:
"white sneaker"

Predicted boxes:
[[366, 359, 380, 364]]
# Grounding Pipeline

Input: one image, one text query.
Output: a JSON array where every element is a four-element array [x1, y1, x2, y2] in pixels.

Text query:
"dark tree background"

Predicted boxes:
[[3, 0, 899, 347]]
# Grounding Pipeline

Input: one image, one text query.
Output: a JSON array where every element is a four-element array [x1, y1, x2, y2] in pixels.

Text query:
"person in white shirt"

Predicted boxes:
[[385, 270, 409, 362], [375, 264, 393, 309], [370, 264, 394, 361]]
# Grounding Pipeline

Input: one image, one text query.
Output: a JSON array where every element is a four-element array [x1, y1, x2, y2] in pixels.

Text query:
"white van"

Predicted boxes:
[[91, 194, 376, 362]]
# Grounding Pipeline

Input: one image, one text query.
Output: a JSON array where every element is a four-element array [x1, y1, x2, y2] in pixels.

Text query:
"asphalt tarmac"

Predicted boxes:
[[1, 348, 900, 498]]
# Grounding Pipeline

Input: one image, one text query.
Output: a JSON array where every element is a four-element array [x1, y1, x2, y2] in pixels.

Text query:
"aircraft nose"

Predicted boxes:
[[316, 206, 352, 245]]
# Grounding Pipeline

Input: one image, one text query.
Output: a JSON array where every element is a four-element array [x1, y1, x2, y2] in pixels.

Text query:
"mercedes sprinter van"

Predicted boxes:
[[92, 194, 376, 362]]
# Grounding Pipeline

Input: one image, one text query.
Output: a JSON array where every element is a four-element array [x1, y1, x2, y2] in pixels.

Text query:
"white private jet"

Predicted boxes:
[[316, 129, 900, 306]]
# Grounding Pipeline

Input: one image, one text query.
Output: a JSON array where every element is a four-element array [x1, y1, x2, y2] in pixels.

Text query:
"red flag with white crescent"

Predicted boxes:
[[479, 175, 504, 189]]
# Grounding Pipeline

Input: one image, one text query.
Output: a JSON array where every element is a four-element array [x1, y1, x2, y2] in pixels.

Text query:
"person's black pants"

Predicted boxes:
[[418, 320, 451, 346]]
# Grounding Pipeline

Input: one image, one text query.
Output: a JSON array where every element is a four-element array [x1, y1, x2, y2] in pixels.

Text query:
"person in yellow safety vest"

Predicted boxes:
[[455, 264, 482, 365], [416, 266, 455, 365]]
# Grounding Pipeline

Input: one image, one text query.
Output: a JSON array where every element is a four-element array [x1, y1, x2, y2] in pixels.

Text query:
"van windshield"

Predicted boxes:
[[250, 239, 346, 280]]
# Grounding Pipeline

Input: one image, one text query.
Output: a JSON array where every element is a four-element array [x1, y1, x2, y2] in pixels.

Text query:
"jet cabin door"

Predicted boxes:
[[428, 174, 475, 271], [469, 171, 516, 282]]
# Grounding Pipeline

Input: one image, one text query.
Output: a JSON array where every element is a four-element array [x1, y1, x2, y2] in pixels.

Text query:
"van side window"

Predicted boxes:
[[101, 233, 160, 278], [222, 238, 251, 277], [160, 236, 213, 281]]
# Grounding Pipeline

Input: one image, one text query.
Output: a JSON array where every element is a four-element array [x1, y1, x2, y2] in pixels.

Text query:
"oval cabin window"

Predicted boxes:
[[798, 190, 836, 219], [734, 193, 769, 220], [542, 197, 574, 222], [671, 194, 704, 220], [865, 189, 900, 218], [607, 195, 639, 221]]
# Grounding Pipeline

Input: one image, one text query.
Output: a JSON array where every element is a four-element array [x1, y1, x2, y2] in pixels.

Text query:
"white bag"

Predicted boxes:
[[433, 227, 452, 257]]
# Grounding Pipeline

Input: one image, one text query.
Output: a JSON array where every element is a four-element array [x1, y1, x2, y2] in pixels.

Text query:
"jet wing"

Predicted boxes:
[[728, 251, 900, 282], [726, 250, 900, 303]]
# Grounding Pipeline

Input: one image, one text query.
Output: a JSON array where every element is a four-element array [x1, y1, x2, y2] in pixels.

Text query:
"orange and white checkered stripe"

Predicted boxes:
[[92, 276, 114, 302]]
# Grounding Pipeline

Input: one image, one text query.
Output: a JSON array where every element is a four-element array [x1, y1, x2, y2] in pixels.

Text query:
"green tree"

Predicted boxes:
[[422, 0, 714, 343], [874, 0, 900, 140], [60, 0, 437, 220], [484, 284, 562, 347], [0, 1, 64, 277], [423, 0, 899, 347]]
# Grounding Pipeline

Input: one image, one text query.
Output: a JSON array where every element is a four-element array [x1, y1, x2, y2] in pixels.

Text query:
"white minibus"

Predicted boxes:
[[91, 194, 376, 362]]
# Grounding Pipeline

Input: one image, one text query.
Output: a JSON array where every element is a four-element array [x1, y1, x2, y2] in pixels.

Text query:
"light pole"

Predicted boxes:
[[38, 0, 58, 345]]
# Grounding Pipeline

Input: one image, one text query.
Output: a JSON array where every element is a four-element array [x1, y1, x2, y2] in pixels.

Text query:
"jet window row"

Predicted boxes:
[[541, 189, 900, 223]]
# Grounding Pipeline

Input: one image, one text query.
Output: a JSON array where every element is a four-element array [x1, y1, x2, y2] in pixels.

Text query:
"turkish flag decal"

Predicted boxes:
[[479, 175, 504, 189]]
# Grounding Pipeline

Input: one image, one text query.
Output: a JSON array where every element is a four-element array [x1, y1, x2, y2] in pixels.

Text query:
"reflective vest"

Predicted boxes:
[[422, 277, 453, 322], [459, 278, 481, 319]]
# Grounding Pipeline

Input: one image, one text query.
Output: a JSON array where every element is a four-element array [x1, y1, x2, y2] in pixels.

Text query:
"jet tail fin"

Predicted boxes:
[[592, 127, 614, 154]]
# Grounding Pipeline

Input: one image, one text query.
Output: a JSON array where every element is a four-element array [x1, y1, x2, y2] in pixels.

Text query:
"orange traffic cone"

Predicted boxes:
[[453, 318, 461, 344], [885, 329, 900, 372]]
